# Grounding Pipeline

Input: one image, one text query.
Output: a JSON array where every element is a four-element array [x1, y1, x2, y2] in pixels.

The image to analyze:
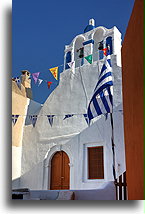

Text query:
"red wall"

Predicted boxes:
[[121, 0, 144, 200]]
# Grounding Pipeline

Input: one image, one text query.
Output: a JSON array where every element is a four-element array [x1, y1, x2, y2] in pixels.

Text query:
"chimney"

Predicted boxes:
[[21, 70, 31, 88], [20, 70, 32, 99]]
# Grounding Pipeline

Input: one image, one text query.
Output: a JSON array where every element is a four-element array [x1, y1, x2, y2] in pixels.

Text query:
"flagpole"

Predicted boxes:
[[110, 112, 117, 199]]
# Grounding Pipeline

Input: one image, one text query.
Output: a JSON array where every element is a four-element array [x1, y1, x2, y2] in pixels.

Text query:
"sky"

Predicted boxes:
[[12, 0, 135, 104]]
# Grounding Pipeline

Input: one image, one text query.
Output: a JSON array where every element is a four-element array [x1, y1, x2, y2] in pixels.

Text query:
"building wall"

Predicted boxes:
[[121, 0, 144, 200], [42, 107, 125, 190], [12, 81, 30, 184]]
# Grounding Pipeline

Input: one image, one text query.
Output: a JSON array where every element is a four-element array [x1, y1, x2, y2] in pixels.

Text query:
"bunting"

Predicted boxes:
[[12, 115, 19, 126], [85, 55, 92, 64], [47, 115, 55, 126], [68, 61, 74, 68], [32, 72, 40, 84], [102, 48, 108, 56], [49, 67, 58, 80], [63, 114, 74, 120], [47, 81, 52, 89], [29, 115, 38, 127], [38, 78, 43, 86]]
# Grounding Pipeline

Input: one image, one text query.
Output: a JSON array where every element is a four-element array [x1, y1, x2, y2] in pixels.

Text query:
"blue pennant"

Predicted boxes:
[[47, 115, 55, 127], [63, 114, 74, 120], [12, 115, 19, 126], [83, 114, 89, 125], [29, 115, 38, 127]]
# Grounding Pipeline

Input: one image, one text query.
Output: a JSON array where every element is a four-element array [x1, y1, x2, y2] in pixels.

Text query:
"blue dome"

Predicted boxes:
[[84, 25, 95, 33]]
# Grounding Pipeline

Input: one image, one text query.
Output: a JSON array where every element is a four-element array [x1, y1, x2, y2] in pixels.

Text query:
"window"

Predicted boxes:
[[88, 146, 104, 179]]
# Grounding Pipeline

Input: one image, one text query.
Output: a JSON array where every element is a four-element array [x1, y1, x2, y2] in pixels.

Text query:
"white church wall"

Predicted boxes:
[[19, 106, 125, 190], [63, 115, 113, 190], [42, 107, 125, 190]]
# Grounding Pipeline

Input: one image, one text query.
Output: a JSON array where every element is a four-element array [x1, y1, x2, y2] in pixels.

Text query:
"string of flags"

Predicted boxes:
[[12, 109, 123, 127], [12, 47, 107, 90], [11, 113, 91, 127]]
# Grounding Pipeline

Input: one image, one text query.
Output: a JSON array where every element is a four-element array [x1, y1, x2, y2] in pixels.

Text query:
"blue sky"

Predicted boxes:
[[12, 0, 135, 104]]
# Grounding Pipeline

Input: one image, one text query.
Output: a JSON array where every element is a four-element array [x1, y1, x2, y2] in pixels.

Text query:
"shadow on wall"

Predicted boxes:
[[25, 99, 43, 125]]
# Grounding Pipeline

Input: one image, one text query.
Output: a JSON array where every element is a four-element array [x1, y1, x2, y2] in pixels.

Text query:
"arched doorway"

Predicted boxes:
[[50, 151, 70, 190]]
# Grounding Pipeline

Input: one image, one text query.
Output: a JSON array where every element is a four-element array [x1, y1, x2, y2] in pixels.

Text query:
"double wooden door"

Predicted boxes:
[[50, 151, 70, 190]]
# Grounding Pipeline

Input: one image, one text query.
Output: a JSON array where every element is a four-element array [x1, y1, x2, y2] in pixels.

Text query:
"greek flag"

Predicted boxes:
[[87, 49, 113, 123]]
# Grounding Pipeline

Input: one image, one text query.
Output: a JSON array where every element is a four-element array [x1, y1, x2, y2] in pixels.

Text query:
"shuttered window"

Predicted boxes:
[[88, 146, 104, 179]]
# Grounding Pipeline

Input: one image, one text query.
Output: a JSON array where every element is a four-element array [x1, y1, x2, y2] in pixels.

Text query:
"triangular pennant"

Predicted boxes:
[[47, 115, 55, 127], [63, 114, 74, 120], [32, 72, 40, 84], [67, 61, 74, 68], [38, 78, 43, 86], [47, 81, 52, 89], [29, 115, 38, 127], [12, 115, 19, 126], [85, 55, 92, 64], [49, 67, 58, 80], [102, 48, 108, 56], [83, 114, 89, 125], [14, 77, 21, 89]]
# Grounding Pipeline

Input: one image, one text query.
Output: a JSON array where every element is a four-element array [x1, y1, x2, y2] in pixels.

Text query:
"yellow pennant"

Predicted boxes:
[[49, 67, 58, 80]]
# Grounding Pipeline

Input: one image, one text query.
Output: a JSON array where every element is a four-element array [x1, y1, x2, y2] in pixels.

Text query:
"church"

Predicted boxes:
[[12, 19, 126, 200]]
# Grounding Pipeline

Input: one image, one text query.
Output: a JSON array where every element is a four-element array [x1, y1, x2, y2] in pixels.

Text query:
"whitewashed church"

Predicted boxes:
[[12, 19, 126, 199]]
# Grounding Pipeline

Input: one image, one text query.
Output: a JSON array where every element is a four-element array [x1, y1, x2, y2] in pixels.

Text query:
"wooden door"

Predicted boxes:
[[50, 151, 70, 190]]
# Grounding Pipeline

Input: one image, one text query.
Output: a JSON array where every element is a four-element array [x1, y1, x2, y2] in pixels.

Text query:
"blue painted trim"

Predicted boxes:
[[83, 39, 94, 46]]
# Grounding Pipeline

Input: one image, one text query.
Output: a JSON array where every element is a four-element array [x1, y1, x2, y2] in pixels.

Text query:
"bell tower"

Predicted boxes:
[[64, 18, 122, 72]]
